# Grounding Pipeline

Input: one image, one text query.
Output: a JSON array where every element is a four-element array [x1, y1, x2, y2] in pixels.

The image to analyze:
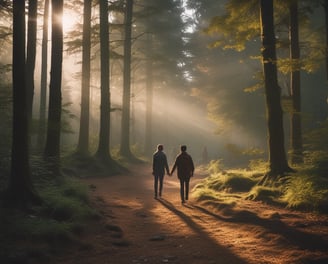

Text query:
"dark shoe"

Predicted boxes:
[[181, 200, 185, 204]]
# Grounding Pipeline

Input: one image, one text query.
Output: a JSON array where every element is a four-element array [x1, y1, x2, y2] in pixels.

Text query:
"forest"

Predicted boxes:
[[0, 0, 328, 263]]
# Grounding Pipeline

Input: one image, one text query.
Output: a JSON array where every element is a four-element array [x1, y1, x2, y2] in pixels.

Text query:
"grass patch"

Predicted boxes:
[[192, 186, 237, 211], [247, 185, 283, 205], [220, 172, 256, 192], [279, 151, 328, 212], [195, 154, 328, 214], [281, 174, 328, 212], [37, 176, 96, 220], [193, 169, 256, 194], [192, 165, 257, 208], [0, 175, 99, 263]]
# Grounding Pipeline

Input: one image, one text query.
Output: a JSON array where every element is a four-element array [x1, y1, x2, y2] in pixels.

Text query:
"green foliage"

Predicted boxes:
[[194, 150, 328, 214], [247, 158, 268, 172], [192, 182, 238, 210], [39, 178, 94, 221], [303, 151, 328, 174], [280, 152, 328, 212], [0, 175, 98, 262], [304, 121, 328, 151], [207, 159, 224, 174], [193, 169, 257, 203], [281, 174, 328, 212], [192, 186, 219, 202], [243, 76, 263, 93], [220, 173, 256, 192], [205, 0, 259, 51], [247, 186, 282, 204], [203, 0, 326, 104]]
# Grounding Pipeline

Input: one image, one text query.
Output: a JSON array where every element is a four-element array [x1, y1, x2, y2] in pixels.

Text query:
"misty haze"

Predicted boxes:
[[1, 1, 328, 263]]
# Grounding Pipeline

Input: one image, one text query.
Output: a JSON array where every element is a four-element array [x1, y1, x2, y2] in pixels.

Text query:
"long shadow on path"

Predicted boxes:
[[192, 204, 328, 253], [157, 198, 247, 264]]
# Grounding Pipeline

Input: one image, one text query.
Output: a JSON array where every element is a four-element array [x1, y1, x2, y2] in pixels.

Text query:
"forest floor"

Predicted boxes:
[[55, 164, 328, 264]]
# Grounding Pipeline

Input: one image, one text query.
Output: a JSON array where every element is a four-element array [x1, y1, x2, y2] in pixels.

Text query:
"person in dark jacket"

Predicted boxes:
[[170, 145, 194, 203], [152, 144, 170, 198]]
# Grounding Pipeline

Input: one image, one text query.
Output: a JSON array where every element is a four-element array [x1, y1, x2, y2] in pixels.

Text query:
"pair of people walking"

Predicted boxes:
[[152, 144, 194, 203]]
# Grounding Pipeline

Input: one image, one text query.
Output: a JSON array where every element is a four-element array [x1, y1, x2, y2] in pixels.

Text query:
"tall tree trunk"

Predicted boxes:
[[96, 0, 112, 161], [44, 0, 63, 175], [259, 0, 292, 181], [77, 0, 91, 156], [324, 0, 328, 80], [289, 0, 303, 164], [120, 0, 133, 158], [26, 0, 37, 131], [8, 0, 40, 207], [37, 0, 49, 150], [144, 33, 153, 156]]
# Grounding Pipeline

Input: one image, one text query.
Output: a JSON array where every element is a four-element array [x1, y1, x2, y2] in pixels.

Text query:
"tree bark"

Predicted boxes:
[[259, 0, 292, 179], [8, 0, 40, 207], [44, 0, 63, 175], [120, 0, 133, 158], [144, 33, 153, 156], [37, 0, 49, 150], [26, 0, 37, 130], [324, 0, 328, 80], [77, 0, 92, 156], [289, 0, 303, 164], [96, 0, 112, 161]]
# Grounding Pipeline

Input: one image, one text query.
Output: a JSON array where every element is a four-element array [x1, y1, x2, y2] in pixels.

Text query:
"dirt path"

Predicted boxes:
[[57, 164, 328, 264]]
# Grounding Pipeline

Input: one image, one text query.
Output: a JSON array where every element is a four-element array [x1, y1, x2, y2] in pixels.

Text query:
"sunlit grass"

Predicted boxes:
[[247, 158, 268, 173], [281, 174, 328, 212], [192, 160, 258, 207], [247, 185, 283, 204], [278, 151, 328, 212], [192, 155, 328, 213]]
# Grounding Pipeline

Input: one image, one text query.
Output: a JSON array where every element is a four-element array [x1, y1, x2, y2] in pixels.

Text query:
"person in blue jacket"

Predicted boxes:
[[152, 144, 170, 199]]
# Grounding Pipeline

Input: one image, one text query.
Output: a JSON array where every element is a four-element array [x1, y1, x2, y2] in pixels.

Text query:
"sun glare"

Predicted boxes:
[[62, 9, 79, 33]]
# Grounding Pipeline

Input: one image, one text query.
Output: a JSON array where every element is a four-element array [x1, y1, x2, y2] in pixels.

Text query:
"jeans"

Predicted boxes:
[[154, 174, 164, 197], [179, 178, 190, 202]]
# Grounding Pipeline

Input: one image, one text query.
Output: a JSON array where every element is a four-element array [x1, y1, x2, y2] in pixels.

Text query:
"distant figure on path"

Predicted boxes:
[[202, 146, 208, 164], [171, 145, 195, 203], [152, 144, 170, 199]]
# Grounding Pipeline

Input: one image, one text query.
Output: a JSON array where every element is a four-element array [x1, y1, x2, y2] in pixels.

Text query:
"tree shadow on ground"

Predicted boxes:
[[191, 204, 328, 253], [157, 198, 247, 264]]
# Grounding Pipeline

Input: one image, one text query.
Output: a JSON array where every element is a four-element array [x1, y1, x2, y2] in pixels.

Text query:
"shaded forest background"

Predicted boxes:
[[0, 0, 328, 262], [1, 0, 328, 205]]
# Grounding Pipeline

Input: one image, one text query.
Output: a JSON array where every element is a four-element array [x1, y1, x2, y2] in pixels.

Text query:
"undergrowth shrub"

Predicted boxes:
[[248, 159, 268, 173], [193, 153, 328, 214], [39, 178, 97, 221], [195, 170, 256, 193], [207, 159, 224, 175], [192, 169, 257, 206], [281, 174, 328, 212], [221, 173, 256, 192], [0, 174, 98, 262], [247, 186, 282, 204], [280, 151, 328, 212]]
